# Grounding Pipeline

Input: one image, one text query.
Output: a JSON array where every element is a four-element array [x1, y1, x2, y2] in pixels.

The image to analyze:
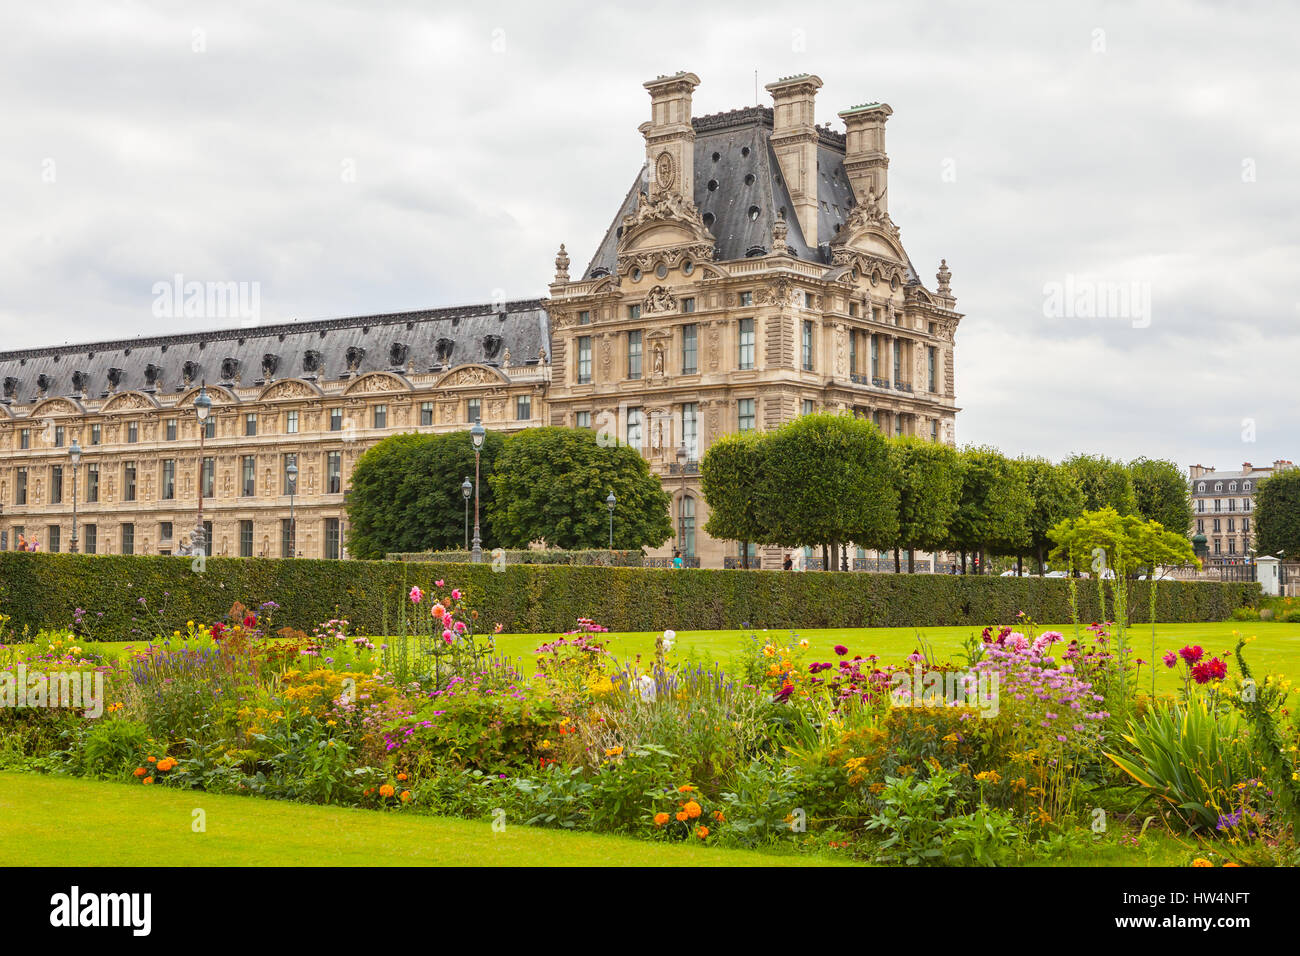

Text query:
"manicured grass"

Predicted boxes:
[[0, 772, 851, 867], [34, 620, 1300, 701]]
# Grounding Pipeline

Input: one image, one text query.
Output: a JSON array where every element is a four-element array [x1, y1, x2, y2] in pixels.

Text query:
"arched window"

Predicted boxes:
[[678, 495, 696, 557], [1197, 482, 1205, 492], [1244, 481, 1252, 491], [1215, 482, 1222, 492], [1229, 481, 1237, 491]]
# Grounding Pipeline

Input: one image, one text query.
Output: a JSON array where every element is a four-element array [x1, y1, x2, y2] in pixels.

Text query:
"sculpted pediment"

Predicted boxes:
[[99, 391, 159, 414], [341, 371, 410, 395], [616, 191, 716, 274], [435, 364, 509, 389], [259, 378, 325, 402], [28, 396, 86, 418]]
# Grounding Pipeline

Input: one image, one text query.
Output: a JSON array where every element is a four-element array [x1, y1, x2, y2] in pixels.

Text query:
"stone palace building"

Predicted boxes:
[[0, 71, 962, 569]]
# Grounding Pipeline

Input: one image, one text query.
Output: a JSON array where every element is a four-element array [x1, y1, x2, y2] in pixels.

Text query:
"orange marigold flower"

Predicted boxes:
[[653, 812, 670, 827], [713, 810, 725, 822], [133, 767, 146, 777], [695, 826, 709, 839], [677, 785, 695, 793], [1191, 858, 1214, 867], [675, 811, 688, 822], [396, 772, 408, 781], [400, 790, 412, 803], [683, 800, 702, 819], [1223, 862, 1242, 868], [379, 784, 396, 798], [146, 756, 157, 764], [143, 777, 154, 785]]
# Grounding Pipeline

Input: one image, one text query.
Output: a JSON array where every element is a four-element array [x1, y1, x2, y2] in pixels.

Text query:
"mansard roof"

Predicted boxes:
[[0, 300, 549, 408], [583, 105, 918, 282]]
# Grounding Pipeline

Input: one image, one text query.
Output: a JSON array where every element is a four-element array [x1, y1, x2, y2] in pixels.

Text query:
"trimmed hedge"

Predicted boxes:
[[0, 552, 1259, 639], [388, 549, 645, 567]]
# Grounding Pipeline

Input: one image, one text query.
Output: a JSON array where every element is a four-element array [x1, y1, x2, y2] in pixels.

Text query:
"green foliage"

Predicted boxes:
[[754, 413, 899, 550], [892, 437, 961, 555], [389, 549, 644, 566], [487, 427, 672, 550], [346, 430, 506, 559], [1062, 453, 1138, 514], [1020, 457, 1085, 569], [1106, 698, 1260, 831], [76, 720, 151, 779], [951, 446, 1031, 557], [1129, 457, 1193, 536], [1254, 467, 1300, 559], [0, 552, 1257, 636], [1049, 508, 1197, 577], [700, 431, 766, 552]]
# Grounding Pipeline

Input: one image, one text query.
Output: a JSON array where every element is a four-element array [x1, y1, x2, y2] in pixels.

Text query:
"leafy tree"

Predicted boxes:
[[346, 430, 505, 559], [755, 413, 899, 559], [487, 427, 672, 550], [889, 436, 960, 572], [1129, 457, 1193, 536], [1062, 453, 1137, 514], [950, 446, 1031, 573], [1021, 457, 1085, 575], [1255, 467, 1300, 559], [700, 431, 766, 569]]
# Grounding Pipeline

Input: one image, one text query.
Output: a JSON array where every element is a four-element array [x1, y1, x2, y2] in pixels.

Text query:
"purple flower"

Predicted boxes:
[[833, 645, 849, 657]]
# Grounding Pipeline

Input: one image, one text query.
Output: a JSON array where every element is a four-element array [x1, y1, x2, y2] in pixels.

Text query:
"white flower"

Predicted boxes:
[[636, 674, 657, 703], [661, 629, 676, 651]]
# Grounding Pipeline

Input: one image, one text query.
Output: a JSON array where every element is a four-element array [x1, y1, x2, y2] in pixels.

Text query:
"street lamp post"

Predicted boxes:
[[606, 491, 616, 549], [193, 383, 212, 557], [287, 459, 298, 558], [461, 477, 472, 552], [675, 441, 688, 555], [68, 438, 82, 554], [470, 420, 485, 563]]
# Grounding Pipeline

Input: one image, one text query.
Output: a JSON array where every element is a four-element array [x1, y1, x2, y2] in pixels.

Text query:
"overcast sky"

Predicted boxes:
[[2, 1, 1295, 472]]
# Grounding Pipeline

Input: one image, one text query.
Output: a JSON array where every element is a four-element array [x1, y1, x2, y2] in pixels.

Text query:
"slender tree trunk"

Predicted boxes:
[[960, 550, 967, 574], [907, 548, 915, 573], [1017, 554, 1024, 576], [1037, 544, 1046, 577], [821, 543, 829, 572], [741, 540, 749, 570], [894, 547, 901, 574]]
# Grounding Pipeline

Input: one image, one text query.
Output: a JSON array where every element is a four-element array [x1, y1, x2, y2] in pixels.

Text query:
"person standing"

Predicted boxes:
[[783, 553, 793, 571], [672, 549, 683, 569]]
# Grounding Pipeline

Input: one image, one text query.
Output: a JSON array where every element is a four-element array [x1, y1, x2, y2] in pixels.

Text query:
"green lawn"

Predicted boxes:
[[0, 772, 850, 867], [34, 620, 1300, 700]]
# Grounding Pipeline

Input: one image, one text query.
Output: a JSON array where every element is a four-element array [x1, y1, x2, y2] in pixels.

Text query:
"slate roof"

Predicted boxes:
[[583, 105, 916, 281], [0, 300, 550, 407]]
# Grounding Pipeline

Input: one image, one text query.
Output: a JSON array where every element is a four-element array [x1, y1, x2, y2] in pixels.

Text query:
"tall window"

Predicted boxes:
[[577, 336, 592, 384], [802, 399, 815, 416], [281, 519, 294, 558], [325, 518, 341, 560], [327, 451, 342, 494], [681, 403, 698, 458], [127, 421, 138, 443], [628, 304, 641, 320], [466, 398, 481, 423], [84, 524, 97, 555], [242, 456, 256, 496], [160, 521, 173, 543], [286, 410, 299, 434], [802, 320, 814, 370], [283, 454, 298, 495], [19, 429, 30, 450], [682, 324, 698, 374], [738, 398, 755, 432], [849, 330, 858, 375], [86, 464, 99, 503], [90, 424, 101, 445], [627, 330, 642, 380], [166, 419, 178, 441], [626, 407, 644, 451], [239, 520, 254, 558], [121, 523, 135, 555], [245, 413, 258, 437], [679, 495, 696, 557], [420, 402, 434, 426], [738, 291, 753, 307], [372, 404, 387, 428], [871, 334, 880, 379], [54, 426, 65, 448], [202, 457, 215, 498], [516, 395, 531, 420], [50, 465, 63, 504], [203, 418, 215, 439], [927, 347, 938, 392], [681, 297, 696, 314], [893, 339, 902, 384], [162, 459, 175, 500], [738, 318, 755, 370], [575, 411, 591, 429], [330, 408, 343, 431], [16, 468, 26, 505], [123, 462, 137, 501], [931, 419, 939, 442], [48, 525, 60, 553]]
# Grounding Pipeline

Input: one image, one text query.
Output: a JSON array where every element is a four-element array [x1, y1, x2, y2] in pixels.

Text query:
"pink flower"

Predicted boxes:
[[435, 579, 444, 588], [409, 586, 423, 604], [451, 589, 461, 601], [442, 629, 454, 643], [1179, 645, 1204, 665], [454, 620, 467, 634], [1162, 651, 1178, 668]]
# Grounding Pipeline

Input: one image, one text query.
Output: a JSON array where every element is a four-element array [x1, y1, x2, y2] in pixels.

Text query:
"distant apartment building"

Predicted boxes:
[[1189, 459, 1295, 564]]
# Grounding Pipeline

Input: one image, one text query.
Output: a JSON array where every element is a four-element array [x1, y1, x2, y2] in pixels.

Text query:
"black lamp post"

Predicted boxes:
[[286, 459, 298, 557], [68, 438, 82, 554], [470, 420, 485, 563], [606, 491, 616, 549], [675, 441, 688, 554], [461, 477, 472, 551], [193, 383, 212, 557]]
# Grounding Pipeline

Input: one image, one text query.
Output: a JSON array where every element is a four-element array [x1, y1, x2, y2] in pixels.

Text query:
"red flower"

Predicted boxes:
[[244, 615, 256, 628], [1179, 645, 1204, 665]]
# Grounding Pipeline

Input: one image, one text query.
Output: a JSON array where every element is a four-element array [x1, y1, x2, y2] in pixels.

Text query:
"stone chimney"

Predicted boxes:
[[640, 72, 701, 202], [1242, 461, 1253, 475], [765, 73, 823, 245], [838, 102, 893, 213]]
